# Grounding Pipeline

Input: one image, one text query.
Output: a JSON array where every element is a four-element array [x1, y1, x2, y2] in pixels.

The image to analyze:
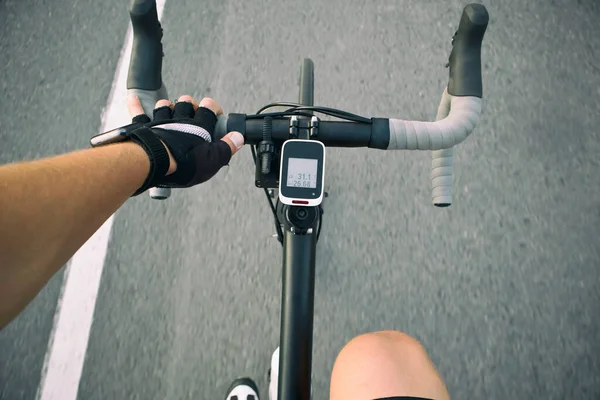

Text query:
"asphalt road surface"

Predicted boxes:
[[1, 0, 599, 399]]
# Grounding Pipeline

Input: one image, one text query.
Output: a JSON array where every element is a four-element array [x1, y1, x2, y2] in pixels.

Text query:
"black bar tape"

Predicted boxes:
[[129, 127, 170, 196], [447, 3, 489, 97], [127, 0, 163, 90]]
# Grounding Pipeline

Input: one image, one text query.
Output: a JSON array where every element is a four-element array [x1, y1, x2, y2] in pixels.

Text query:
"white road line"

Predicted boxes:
[[36, 2, 167, 399]]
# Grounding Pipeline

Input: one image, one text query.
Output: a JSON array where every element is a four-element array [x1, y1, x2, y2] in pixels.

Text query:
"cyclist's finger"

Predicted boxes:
[[153, 99, 173, 121], [154, 99, 172, 109], [173, 99, 196, 119], [199, 97, 223, 116], [127, 94, 145, 119], [176, 95, 199, 111], [190, 106, 217, 135], [220, 131, 244, 155]]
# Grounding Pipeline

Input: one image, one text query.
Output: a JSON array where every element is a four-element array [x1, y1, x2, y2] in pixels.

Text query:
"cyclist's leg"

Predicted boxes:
[[330, 330, 450, 400]]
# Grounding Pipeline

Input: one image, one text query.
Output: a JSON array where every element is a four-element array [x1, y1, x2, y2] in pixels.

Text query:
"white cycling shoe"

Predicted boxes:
[[225, 377, 260, 400], [225, 347, 280, 400]]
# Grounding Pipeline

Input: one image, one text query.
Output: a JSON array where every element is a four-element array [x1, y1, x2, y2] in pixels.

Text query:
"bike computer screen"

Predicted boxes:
[[279, 139, 326, 206]]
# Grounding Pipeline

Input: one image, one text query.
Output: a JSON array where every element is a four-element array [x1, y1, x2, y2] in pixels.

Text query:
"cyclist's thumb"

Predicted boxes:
[[220, 131, 244, 156]]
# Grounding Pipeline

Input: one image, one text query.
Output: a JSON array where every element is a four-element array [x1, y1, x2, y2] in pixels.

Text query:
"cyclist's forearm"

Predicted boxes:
[[0, 142, 149, 328]]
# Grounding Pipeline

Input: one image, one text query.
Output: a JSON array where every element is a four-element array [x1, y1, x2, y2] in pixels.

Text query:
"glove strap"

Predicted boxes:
[[129, 127, 170, 196]]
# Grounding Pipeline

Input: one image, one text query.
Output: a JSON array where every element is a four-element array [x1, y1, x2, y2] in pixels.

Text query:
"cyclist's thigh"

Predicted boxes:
[[330, 330, 450, 400]]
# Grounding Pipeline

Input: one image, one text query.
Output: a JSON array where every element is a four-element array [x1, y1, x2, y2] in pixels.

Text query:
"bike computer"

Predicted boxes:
[[279, 139, 326, 206]]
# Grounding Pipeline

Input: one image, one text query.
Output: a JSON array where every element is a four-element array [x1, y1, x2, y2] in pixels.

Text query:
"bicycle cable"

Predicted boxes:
[[250, 143, 284, 244], [249, 102, 372, 123]]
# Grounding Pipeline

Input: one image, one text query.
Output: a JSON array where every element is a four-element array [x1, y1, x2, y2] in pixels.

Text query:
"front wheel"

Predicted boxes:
[[297, 58, 323, 240], [298, 58, 314, 109]]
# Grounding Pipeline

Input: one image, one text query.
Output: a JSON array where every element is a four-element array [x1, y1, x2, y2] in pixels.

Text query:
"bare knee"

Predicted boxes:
[[335, 331, 433, 381], [330, 330, 449, 400], [353, 330, 427, 357]]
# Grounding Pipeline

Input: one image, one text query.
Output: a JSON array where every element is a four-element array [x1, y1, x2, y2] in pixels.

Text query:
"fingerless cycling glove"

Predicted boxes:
[[100, 101, 232, 196]]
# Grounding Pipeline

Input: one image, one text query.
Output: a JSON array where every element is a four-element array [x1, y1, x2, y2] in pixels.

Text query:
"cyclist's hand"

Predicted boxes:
[[126, 94, 244, 188]]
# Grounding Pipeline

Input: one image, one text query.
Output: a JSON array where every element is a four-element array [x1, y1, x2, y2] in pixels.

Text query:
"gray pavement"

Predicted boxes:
[[1, 0, 600, 399]]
